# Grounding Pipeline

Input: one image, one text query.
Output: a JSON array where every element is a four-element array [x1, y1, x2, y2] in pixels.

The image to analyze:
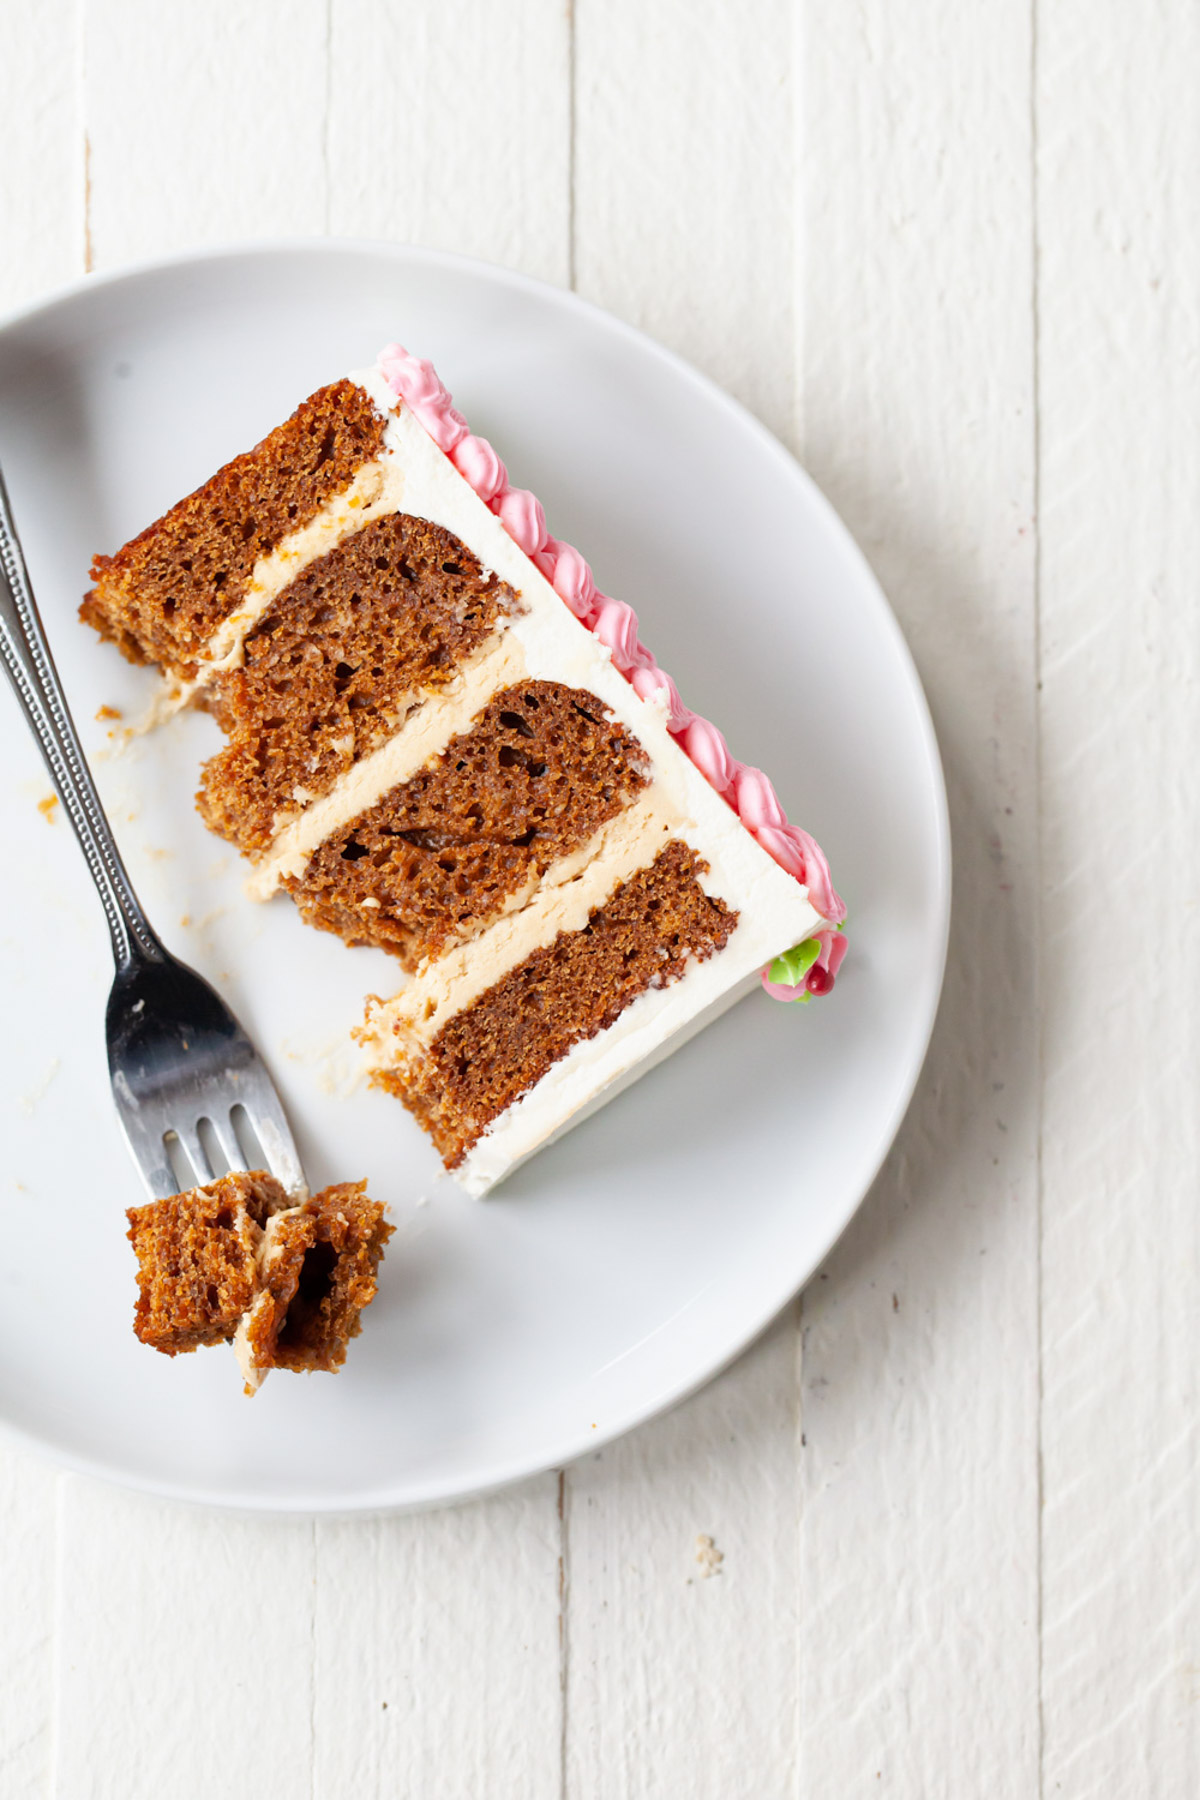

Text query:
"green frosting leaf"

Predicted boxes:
[[768, 937, 821, 989]]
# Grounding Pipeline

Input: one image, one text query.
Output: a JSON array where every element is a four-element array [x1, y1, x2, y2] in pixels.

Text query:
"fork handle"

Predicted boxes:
[[0, 466, 163, 970]]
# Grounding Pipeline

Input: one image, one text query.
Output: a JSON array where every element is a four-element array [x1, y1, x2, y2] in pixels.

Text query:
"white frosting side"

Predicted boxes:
[[455, 963, 767, 1197]]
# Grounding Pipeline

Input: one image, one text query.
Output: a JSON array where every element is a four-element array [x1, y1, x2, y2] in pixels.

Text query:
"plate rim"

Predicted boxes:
[[0, 237, 951, 1514]]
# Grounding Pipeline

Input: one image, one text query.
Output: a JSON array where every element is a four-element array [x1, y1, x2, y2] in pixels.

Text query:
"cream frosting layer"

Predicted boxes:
[[244, 630, 528, 897], [143, 457, 403, 724], [231, 1207, 292, 1392], [358, 786, 680, 1065]]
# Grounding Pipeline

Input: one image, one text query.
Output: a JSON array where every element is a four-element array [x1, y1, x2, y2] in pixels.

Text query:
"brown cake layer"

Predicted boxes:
[[197, 515, 520, 852], [82, 380, 387, 675], [374, 839, 738, 1167], [241, 1182, 392, 1382], [126, 1170, 287, 1355], [284, 680, 651, 969]]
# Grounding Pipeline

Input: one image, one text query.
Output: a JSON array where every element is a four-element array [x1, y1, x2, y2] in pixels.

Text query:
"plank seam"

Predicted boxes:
[[322, 0, 333, 234], [46, 1475, 67, 1800], [792, 1294, 805, 1800], [79, 0, 92, 273], [1031, 0, 1046, 1792], [566, 0, 576, 291], [558, 1468, 570, 1800], [309, 1517, 317, 1800], [791, 7, 805, 1789], [561, 3, 576, 1779]]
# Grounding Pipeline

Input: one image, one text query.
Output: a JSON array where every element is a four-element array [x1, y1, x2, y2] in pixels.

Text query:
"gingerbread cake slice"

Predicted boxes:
[[126, 1170, 391, 1392], [87, 346, 846, 1195]]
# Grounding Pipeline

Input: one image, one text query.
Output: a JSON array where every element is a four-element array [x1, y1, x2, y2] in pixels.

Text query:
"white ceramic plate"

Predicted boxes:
[[0, 242, 948, 1513]]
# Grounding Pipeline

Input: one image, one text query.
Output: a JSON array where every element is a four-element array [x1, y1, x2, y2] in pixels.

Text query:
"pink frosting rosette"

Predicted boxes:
[[760, 928, 848, 1002]]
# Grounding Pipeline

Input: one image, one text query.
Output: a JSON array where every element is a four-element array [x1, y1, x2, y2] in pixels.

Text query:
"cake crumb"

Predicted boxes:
[[36, 793, 59, 823], [95, 703, 123, 721], [18, 1059, 60, 1117], [126, 1171, 391, 1386], [182, 907, 227, 932], [695, 1534, 724, 1579], [91, 729, 133, 762], [282, 1029, 365, 1099]]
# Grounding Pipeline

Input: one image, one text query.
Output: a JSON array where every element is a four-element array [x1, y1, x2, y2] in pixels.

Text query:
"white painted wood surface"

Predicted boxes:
[[0, 2, 1192, 1793]]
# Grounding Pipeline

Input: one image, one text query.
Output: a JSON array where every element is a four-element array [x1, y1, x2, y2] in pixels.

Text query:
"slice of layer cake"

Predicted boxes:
[[126, 1170, 392, 1393], [86, 348, 846, 1194]]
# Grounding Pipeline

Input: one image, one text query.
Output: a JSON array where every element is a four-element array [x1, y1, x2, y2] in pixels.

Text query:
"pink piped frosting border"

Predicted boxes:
[[377, 344, 847, 999]]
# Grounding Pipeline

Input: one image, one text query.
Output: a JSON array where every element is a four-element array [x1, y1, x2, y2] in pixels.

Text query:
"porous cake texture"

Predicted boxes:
[[84, 381, 388, 675], [86, 348, 846, 1195], [126, 1170, 392, 1392]]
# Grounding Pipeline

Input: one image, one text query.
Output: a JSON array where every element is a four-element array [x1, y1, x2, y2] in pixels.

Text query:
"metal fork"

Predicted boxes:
[[0, 465, 306, 1203]]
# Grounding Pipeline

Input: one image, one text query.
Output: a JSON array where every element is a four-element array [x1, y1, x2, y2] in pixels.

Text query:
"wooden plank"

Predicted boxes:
[[0, 0, 81, 306], [303, 9, 572, 1796], [797, 2, 1040, 1791], [83, 0, 329, 267], [574, 0, 796, 443], [0, 12, 82, 1795], [0, 1450, 57, 1800], [1037, 3, 1200, 1791], [60, 9, 575, 1799], [313, 1476, 563, 1798], [566, 7, 802, 1789], [310, 14, 572, 1793], [51, 1476, 316, 1799], [328, 0, 571, 286], [45, 16, 328, 1796], [565, 1319, 800, 1798]]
